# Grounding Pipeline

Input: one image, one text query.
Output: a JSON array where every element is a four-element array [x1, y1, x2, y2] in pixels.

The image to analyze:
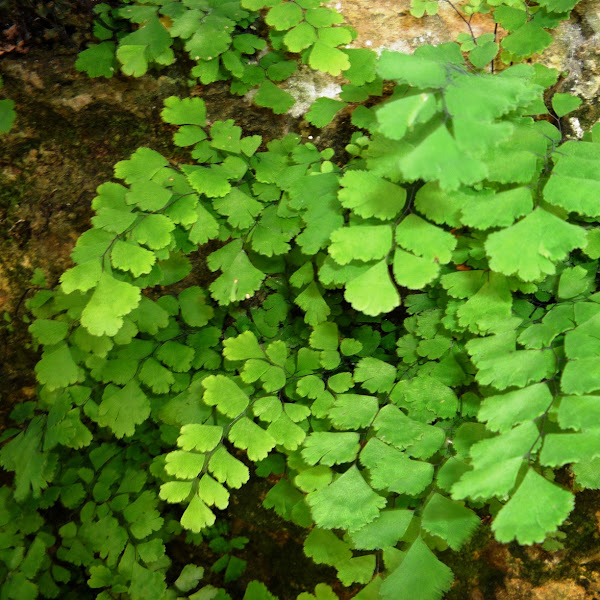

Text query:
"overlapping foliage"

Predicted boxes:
[[2, 0, 598, 599], [410, 0, 578, 64], [76, 0, 357, 113]]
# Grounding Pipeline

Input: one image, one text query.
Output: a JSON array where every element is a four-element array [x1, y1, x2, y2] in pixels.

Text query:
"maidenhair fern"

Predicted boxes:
[[2, 0, 599, 599], [412, 0, 577, 64], [76, 0, 356, 113]]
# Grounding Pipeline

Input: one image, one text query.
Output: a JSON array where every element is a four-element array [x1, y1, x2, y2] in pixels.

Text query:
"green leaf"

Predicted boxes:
[[295, 281, 331, 325], [29, 319, 69, 346], [132, 214, 175, 250], [0, 97, 15, 134], [572, 457, 600, 489], [178, 424, 223, 452], [492, 469, 574, 544], [413, 182, 464, 228], [345, 260, 400, 316], [126, 179, 172, 211], [558, 395, 600, 431], [455, 273, 513, 335], [181, 493, 216, 532], [110, 240, 156, 277], [203, 375, 249, 418], [4, 574, 38, 600], [213, 188, 263, 229], [35, 342, 80, 390], [81, 273, 141, 337], [266, 58, 298, 81], [310, 322, 339, 350], [185, 25, 231, 61], [243, 581, 278, 600], [360, 438, 434, 495], [540, 429, 600, 467], [558, 265, 592, 299], [116, 45, 149, 77], [139, 357, 174, 393], [284, 21, 317, 52], [469, 41, 499, 69], [501, 21, 553, 58], [304, 527, 352, 566], [552, 93, 582, 117], [410, 0, 439, 17], [485, 208, 586, 281], [399, 123, 487, 191], [130, 296, 169, 335], [267, 412, 307, 450], [302, 432, 360, 466], [76, 42, 117, 77], [543, 142, 600, 218], [328, 394, 379, 430], [309, 42, 350, 76], [349, 509, 413, 550], [263, 475, 305, 522], [460, 187, 532, 230], [0, 417, 50, 501], [329, 225, 393, 265], [189, 203, 220, 245], [254, 81, 295, 114], [306, 98, 347, 127], [494, 6, 527, 31], [376, 93, 437, 140], [92, 207, 137, 234], [377, 51, 447, 87], [208, 446, 250, 489], [298, 583, 340, 600], [266, 2, 304, 30], [179, 286, 214, 327], [392, 248, 440, 289], [123, 490, 163, 538], [97, 381, 151, 438], [560, 357, 600, 394], [396, 215, 455, 263], [306, 465, 386, 531], [162, 96, 207, 126], [175, 564, 205, 593], [166, 450, 206, 479], [338, 170, 406, 220], [224, 330, 265, 361], [342, 48, 378, 86], [372, 404, 444, 458], [208, 240, 266, 305], [228, 417, 276, 461], [353, 357, 396, 393], [538, 0, 579, 9], [185, 165, 231, 198], [159, 481, 194, 503], [380, 537, 453, 600], [445, 72, 540, 122], [421, 493, 479, 550], [250, 205, 301, 256], [115, 147, 168, 183], [478, 383, 553, 433], [198, 474, 229, 509], [157, 341, 195, 372]]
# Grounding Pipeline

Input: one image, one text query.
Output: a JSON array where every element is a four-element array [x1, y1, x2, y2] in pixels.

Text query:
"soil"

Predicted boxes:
[[1, 3, 600, 600]]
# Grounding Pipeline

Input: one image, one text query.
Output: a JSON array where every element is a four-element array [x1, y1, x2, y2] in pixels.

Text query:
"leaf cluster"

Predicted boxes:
[[412, 0, 577, 64], [2, 2, 596, 600], [75, 0, 356, 113]]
